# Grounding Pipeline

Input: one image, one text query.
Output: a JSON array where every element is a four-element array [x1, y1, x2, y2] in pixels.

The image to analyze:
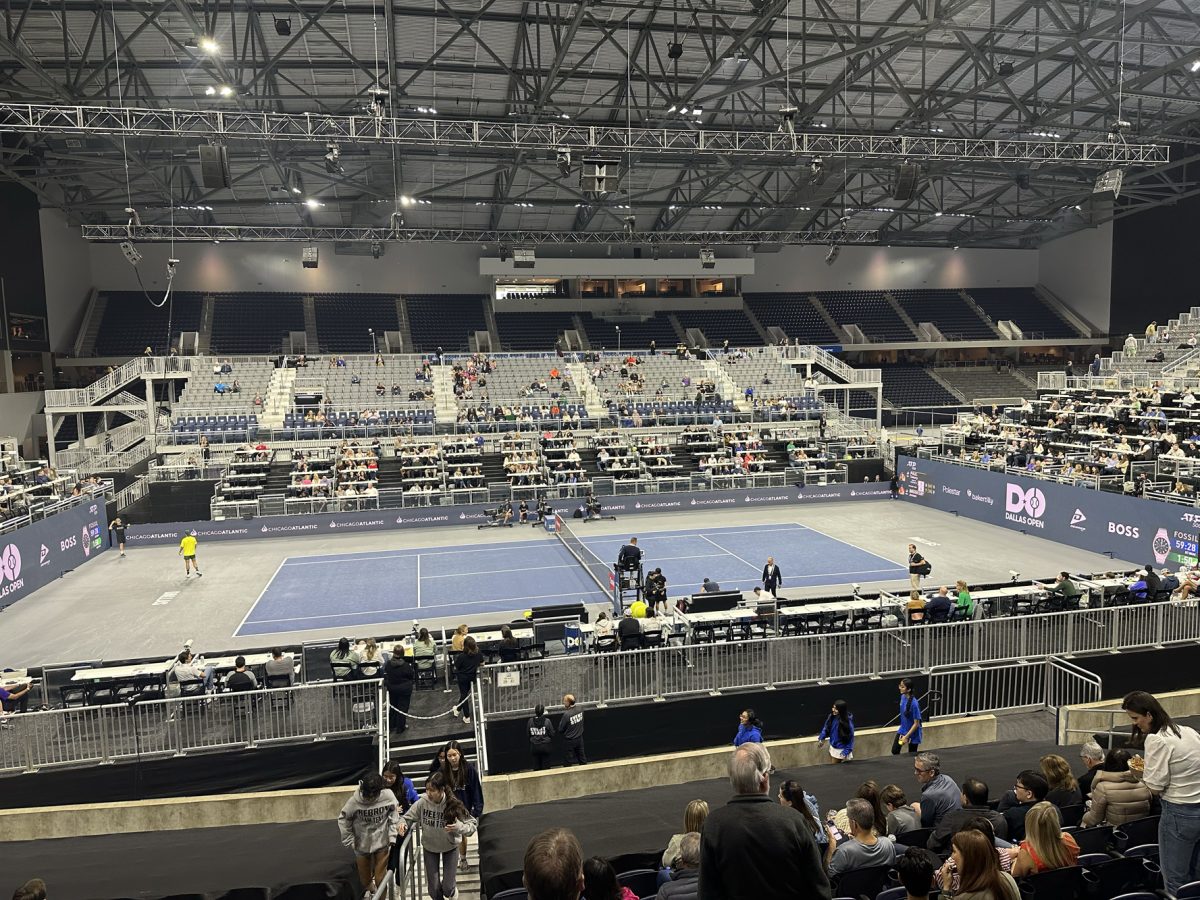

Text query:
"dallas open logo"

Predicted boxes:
[[1005, 484, 1047, 529], [0, 544, 24, 599]]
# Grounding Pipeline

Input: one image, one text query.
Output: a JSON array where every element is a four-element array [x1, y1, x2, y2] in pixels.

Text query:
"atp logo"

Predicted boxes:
[[0, 544, 21, 582]]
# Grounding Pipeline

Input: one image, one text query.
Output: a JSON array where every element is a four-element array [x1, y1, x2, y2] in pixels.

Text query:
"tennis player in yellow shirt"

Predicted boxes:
[[178, 530, 203, 578]]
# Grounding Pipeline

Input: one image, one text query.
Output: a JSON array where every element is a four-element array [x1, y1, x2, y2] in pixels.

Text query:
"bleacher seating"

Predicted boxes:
[[171, 358, 274, 440], [879, 365, 961, 407], [718, 353, 825, 420], [744, 293, 840, 343], [405, 294, 488, 352], [967, 288, 1080, 339], [93, 291, 204, 356], [674, 309, 762, 347], [933, 366, 1038, 401], [313, 294, 401, 353], [495, 311, 578, 351], [209, 294, 305, 355], [579, 314, 679, 350], [457, 356, 591, 425], [816, 291, 914, 342], [890, 289, 997, 340]]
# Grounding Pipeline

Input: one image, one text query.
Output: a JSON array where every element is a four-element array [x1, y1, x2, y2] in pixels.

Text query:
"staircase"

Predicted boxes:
[[576, 446, 605, 481], [704, 360, 746, 411], [740, 303, 772, 344], [571, 315, 593, 350], [479, 451, 508, 486], [261, 367, 295, 429], [668, 313, 687, 342], [883, 293, 922, 339], [808, 295, 846, 342], [959, 291, 1005, 339], [395, 296, 414, 353], [198, 296, 215, 354], [262, 462, 295, 496], [74, 291, 104, 357], [925, 368, 966, 402], [431, 365, 458, 425], [482, 296, 502, 351], [566, 362, 607, 419], [301, 296, 320, 353]]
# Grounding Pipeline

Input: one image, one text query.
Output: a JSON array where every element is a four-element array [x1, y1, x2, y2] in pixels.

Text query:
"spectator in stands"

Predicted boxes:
[[1009, 802, 1078, 876], [880, 784, 920, 837], [1090, 354, 1102, 377], [171, 649, 216, 694], [1080, 748, 1152, 826], [583, 857, 638, 900], [941, 828, 1020, 900], [11, 880, 46, 900], [817, 700, 855, 762], [451, 624, 469, 652], [1123, 689, 1200, 895], [1039, 754, 1082, 808], [929, 779, 1008, 855], [400, 771, 478, 900], [661, 800, 710, 878], [224, 656, 258, 692], [938, 817, 1014, 891], [914, 752, 959, 829], [524, 827, 585, 900], [338, 772, 400, 897], [657, 832, 701, 900], [1145, 564, 1163, 598], [895, 677, 924, 754], [330, 637, 360, 681], [954, 580, 975, 617], [1077, 741, 1104, 797], [906, 590, 927, 625], [439, 740, 484, 869], [778, 780, 827, 850], [1044, 572, 1082, 605], [1002, 770, 1048, 841], [559, 693, 587, 765], [453, 637, 482, 725], [698, 742, 831, 900], [384, 645, 415, 734], [1129, 570, 1151, 601], [826, 797, 897, 878], [381, 760, 419, 813], [618, 609, 643, 650], [926, 587, 953, 623], [896, 847, 935, 900], [1124, 334, 1138, 354], [733, 709, 763, 746], [832, 781, 886, 836]]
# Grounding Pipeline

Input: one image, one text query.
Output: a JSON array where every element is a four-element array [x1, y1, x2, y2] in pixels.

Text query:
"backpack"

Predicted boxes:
[[917, 560, 932, 576]]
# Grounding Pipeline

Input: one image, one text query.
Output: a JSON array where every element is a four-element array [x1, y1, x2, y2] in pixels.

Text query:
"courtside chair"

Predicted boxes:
[[1113, 816, 1159, 852], [1016, 866, 1086, 900], [1082, 854, 1160, 897], [1065, 824, 1114, 855]]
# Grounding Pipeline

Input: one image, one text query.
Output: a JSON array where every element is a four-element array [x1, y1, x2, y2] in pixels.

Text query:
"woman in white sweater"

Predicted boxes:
[[400, 771, 479, 900]]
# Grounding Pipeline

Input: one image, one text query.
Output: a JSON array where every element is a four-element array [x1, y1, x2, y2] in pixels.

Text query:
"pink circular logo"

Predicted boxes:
[[0, 544, 21, 582]]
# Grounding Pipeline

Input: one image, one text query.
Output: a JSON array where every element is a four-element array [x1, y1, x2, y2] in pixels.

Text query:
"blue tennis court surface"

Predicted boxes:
[[234, 523, 907, 637]]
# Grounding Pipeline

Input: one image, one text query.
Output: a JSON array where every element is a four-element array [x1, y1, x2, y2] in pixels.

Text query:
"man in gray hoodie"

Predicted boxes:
[[338, 773, 400, 897]]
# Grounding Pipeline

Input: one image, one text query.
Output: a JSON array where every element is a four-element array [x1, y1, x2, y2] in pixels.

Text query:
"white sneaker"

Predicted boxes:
[[463, 716, 471, 725]]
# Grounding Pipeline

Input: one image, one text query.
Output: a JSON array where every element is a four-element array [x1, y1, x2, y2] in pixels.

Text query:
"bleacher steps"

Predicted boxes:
[[740, 302, 772, 345], [1010, 368, 1038, 391], [73, 290, 103, 357], [704, 360, 745, 411], [883, 292, 922, 339], [261, 367, 294, 429], [571, 315, 593, 350], [482, 295, 502, 351], [808, 294, 848, 343], [958, 291, 1005, 339], [1033, 284, 1097, 338], [394, 296, 414, 353], [668, 313, 687, 342], [567, 363, 606, 418], [432, 365, 458, 424], [925, 368, 966, 403], [301, 296, 320, 353], [197, 296, 215, 355]]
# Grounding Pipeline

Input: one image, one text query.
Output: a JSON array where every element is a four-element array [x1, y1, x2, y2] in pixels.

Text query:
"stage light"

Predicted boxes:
[[304, 198, 324, 209], [825, 244, 840, 266], [667, 41, 683, 60], [699, 247, 715, 269], [998, 60, 1014, 77], [274, 17, 291, 36], [324, 143, 343, 174], [218, 85, 234, 98], [371, 241, 383, 259], [199, 36, 220, 55], [556, 148, 572, 177]]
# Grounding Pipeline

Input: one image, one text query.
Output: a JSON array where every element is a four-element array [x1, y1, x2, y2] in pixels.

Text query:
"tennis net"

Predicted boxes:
[[554, 513, 614, 599]]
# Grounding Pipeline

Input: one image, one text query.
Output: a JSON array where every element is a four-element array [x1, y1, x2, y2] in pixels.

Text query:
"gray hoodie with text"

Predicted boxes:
[[338, 786, 400, 854], [401, 792, 478, 854]]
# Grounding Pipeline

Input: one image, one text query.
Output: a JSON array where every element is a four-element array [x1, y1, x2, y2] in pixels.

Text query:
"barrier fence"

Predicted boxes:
[[0, 680, 383, 774], [928, 658, 1103, 720], [475, 601, 1200, 719]]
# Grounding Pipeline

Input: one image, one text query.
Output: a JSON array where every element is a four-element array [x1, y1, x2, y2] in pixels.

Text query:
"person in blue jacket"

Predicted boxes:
[[817, 699, 855, 762], [733, 708, 763, 746], [893, 676, 923, 754], [381, 760, 419, 812]]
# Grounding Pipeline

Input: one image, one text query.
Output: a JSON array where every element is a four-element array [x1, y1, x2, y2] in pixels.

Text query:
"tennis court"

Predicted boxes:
[[234, 521, 908, 637]]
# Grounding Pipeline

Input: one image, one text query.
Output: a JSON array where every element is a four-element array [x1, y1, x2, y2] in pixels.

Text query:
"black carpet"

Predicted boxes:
[[479, 737, 1065, 897], [0, 820, 357, 900]]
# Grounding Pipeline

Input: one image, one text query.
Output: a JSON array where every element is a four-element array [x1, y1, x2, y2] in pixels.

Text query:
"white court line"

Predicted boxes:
[[697, 533, 762, 574], [280, 541, 560, 567], [670, 568, 903, 591], [239, 590, 603, 627], [421, 563, 578, 579], [233, 559, 287, 636], [584, 525, 809, 546], [415, 553, 421, 609], [792, 520, 905, 570]]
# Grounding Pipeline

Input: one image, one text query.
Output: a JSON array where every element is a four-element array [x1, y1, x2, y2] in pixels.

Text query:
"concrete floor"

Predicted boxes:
[[0, 501, 1133, 668]]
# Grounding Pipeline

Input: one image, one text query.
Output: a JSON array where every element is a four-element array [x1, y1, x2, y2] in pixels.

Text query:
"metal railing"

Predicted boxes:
[[0, 679, 382, 774], [928, 657, 1102, 719], [0, 486, 113, 536], [1061, 704, 1136, 751], [475, 601, 1200, 719]]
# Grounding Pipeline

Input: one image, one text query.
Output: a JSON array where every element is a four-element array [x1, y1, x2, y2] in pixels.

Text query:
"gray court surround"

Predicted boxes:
[[122, 482, 895, 545], [901, 453, 1200, 567]]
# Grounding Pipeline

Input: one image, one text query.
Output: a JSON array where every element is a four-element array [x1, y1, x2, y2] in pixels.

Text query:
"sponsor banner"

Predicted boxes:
[[0, 501, 108, 609], [123, 482, 890, 546], [899, 454, 1200, 567]]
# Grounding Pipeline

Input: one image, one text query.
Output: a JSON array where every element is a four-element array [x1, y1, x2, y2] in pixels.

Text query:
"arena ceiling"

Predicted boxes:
[[1, 0, 1199, 248]]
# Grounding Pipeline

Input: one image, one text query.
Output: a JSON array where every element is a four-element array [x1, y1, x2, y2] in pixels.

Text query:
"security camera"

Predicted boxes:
[[851, 583, 861, 594], [1009, 569, 1020, 582], [166, 257, 180, 278]]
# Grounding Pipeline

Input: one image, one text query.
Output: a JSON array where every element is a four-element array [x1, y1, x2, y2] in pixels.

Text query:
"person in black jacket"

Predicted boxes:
[[761, 557, 782, 597], [453, 637, 483, 725], [698, 743, 832, 900], [440, 739, 484, 869], [559, 693, 587, 765], [383, 645, 415, 734], [528, 704, 554, 770]]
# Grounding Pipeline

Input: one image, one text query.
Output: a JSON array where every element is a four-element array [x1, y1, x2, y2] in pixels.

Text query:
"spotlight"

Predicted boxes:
[[369, 89, 388, 118], [699, 247, 715, 269], [304, 197, 324, 209], [301, 246, 319, 269], [498, 245, 510, 263], [218, 84, 234, 98], [370, 241, 383, 259], [622, 215, 636, 236], [824, 244, 840, 266], [997, 60, 1014, 77], [556, 148, 572, 177], [204, 86, 216, 97], [388, 211, 404, 235], [778, 105, 797, 134], [513, 247, 536, 269], [324, 143, 343, 174], [810, 157, 824, 177], [274, 17, 291, 36], [667, 41, 683, 60], [1106, 118, 1131, 142], [1192, 60, 1200, 73], [198, 36, 220, 55], [1093, 168, 1124, 198]]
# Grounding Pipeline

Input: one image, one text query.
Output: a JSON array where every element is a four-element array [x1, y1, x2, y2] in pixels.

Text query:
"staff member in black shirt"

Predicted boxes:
[[907, 544, 928, 590], [761, 556, 782, 597], [453, 637, 483, 725], [109, 516, 128, 558], [518, 499, 529, 523], [558, 693, 587, 765], [528, 703, 554, 770]]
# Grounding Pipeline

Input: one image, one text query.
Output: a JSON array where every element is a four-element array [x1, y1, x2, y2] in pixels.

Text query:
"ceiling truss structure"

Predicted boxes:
[[0, 0, 1198, 249]]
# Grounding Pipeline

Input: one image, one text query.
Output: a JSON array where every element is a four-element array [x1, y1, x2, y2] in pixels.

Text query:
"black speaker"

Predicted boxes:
[[198, 144, 231, 190], [893, 163, 919, 201]]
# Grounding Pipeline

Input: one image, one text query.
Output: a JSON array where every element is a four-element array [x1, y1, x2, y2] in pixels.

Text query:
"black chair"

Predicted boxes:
[[1082, 854, 1160, 897], [1113, 816, 1159, 851], [59, 683, 88, 707], [1177, 880, 1200, 900], [1058, 804, 1085, 827], [894, 827, 933, 848], [1064, 825, 1113, 855], [1017, 865, 1085, 900], [833, 866, 893, 900], [87, 682, 117, 706], [616, 869, 658, 899], [1107, 894, 1158, 900], [491, 889, 528, 900], [593, 635, 619, 653], [1122, 844, 1159, 861], [178, 678, 207, 698]]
